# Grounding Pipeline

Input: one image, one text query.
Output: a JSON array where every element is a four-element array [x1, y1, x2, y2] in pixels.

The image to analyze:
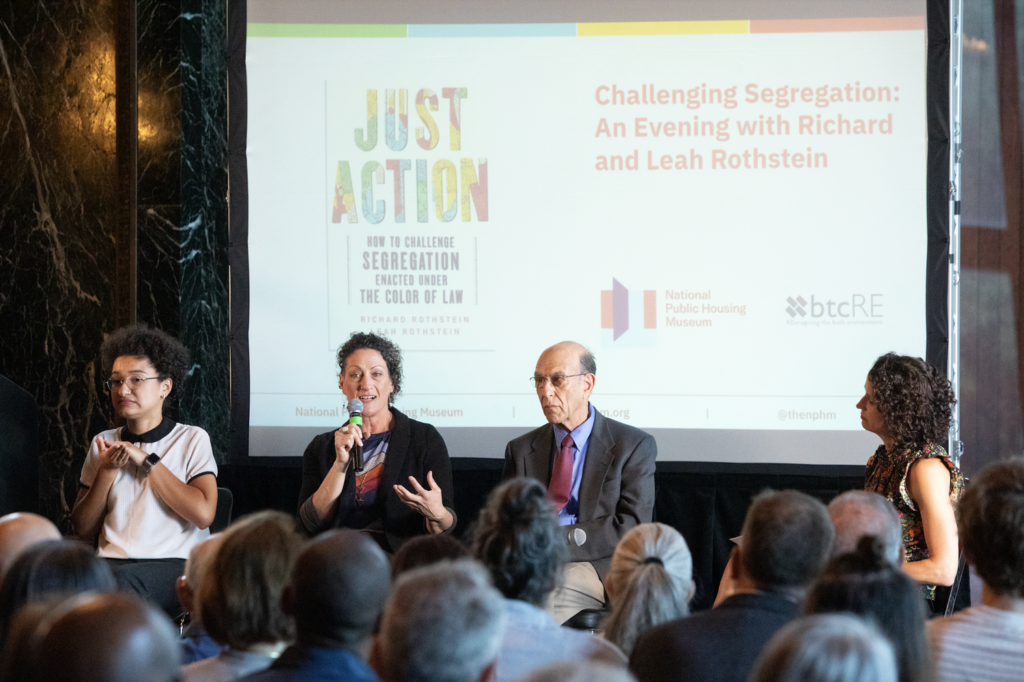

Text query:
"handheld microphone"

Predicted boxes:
[[348, 398, 364, 472]]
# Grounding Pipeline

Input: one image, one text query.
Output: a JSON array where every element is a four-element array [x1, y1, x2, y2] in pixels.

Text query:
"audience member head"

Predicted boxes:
[[391, 533, 468, 578], [0, 599, 59, 682], [175, 532, 223, 618], [378, 559, 506, 682], [862, 353, 954, 448], [603, 522, 693, 657], [806, 536, 928, 682], [958, 458, 1024, 600], [828, 491, 903, 564], [521, 662, 637, 682], [0, 540, 116, 646], [284, 529, 390, 650], [750, 613, 897, 682], [198, 511, 302, 651], [472, 477, 566, 606], [738, 490, 834, 597], [34, 592, 180, 682], [0, 513, 61, 582]]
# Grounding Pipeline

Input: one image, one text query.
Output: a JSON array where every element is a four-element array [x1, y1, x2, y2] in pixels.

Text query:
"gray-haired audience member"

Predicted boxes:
[[806, 536, 928, 682], [630, 490, 834, 682], [0, 540, 116, 649], [0, 512, 61, 582], [183, 512, 303, 682], [376, 559, 506, 682], [749, 614, 898, 682], [522, 662, 637, 682], [34, 592, 181, 682], [828, 491, 903, 564], [243, 530, 388, 682], [603, 523, 693, 657], [179, 533, 225, 665], [928, 458, 1024, 682], [472, 478, 624, 682]]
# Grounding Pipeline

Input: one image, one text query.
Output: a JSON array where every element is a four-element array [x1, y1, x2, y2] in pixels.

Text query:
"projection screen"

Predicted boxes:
[[243, 0, 931, 464]]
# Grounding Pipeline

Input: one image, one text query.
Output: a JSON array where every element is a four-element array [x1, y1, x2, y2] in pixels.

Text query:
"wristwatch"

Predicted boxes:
[[141, 453, 161, 474]]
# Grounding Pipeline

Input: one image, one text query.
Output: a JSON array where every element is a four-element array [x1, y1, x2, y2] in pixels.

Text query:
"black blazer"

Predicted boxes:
[[629, 592, 800, 682], [501, 409, 656, 580], [297, 407, 455, 552]]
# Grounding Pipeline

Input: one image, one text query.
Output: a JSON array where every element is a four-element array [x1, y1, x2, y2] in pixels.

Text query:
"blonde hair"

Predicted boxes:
[[603, 523, 692, 656]]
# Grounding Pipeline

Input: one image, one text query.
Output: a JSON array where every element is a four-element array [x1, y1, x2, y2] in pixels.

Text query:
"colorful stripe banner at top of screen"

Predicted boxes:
[[245, 16, 926, 39]]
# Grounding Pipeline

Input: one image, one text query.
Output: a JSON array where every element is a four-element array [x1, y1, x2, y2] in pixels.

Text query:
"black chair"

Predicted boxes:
[[211, 487, 233, 533]]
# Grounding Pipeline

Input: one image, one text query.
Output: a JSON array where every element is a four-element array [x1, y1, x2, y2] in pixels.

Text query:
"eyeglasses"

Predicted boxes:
[[105, 376, 162, 391], [530, 373, 588, 389]]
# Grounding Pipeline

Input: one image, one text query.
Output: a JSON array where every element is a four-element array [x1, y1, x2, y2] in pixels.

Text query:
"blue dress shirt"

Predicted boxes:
[[552, 403, 596, 526]]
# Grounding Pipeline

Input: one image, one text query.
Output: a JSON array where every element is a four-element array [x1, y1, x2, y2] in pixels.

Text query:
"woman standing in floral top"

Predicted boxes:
[[858, 353, 963, 608]]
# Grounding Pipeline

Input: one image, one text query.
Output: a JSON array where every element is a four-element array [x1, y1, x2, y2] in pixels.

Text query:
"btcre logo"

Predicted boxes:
[[601, 278, 656, 348], [786, 296, 808, 318], [786, 294, 883, 319]]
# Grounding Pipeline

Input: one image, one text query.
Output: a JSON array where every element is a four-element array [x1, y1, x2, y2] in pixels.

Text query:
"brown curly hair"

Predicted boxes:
[[100, 323, 191, 394], [867, 353, 954, 448]]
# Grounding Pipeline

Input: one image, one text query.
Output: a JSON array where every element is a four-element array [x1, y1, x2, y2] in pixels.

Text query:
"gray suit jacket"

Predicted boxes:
[[501, 409, 657, 580]]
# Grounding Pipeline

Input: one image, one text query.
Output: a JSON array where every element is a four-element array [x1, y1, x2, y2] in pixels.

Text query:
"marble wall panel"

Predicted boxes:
[[137, 203, 182, 371], [132, 0, 230, 455], [178, 0, 230, 460], [0, 0, 230, 528], [0, 1, 118, 530]]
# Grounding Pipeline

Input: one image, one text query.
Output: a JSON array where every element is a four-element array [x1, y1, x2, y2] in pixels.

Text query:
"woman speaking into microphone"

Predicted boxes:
[[297, 332, 455, 551]]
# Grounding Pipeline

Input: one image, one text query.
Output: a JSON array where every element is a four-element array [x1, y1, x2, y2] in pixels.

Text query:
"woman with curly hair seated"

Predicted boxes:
[[71, 323, 217, 616], [856, 353, 962, 608], [297, 331, 455, 550]]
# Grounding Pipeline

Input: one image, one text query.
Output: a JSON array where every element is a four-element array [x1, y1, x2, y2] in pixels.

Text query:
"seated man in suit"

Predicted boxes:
[[503, 341, 657, 624], [630, 489, 834, 682]]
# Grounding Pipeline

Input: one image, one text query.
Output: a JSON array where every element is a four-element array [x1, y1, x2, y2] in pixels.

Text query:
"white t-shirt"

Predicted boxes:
[[80, 421, 218, 559]]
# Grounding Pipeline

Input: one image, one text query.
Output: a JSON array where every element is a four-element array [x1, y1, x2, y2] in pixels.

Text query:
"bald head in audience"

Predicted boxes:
[[828, 491, 903, 565], [0, 513, 60, 581], [34, 592, 180, 682], [285, 529, 391, 651]]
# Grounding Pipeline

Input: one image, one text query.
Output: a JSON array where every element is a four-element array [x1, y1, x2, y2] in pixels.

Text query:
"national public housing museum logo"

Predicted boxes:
[[601, 278, 656, 348]]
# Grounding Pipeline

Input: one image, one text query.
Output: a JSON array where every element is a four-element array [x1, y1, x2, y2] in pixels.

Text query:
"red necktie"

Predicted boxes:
[[549, 434, 575, 510]]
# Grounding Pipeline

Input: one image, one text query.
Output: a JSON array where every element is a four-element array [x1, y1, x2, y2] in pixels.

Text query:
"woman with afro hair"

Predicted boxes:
[[857, 353, 963, 610], [71, 324, 217, 616]]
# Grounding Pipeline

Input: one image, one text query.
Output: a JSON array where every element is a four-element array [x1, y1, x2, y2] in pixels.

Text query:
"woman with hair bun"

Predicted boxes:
[[473, 477, 624, 682], [602, 523, 694, 657], [806, 536, 930, 682], [71, 323, 218, 616], [857, 353, 963, 606]]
